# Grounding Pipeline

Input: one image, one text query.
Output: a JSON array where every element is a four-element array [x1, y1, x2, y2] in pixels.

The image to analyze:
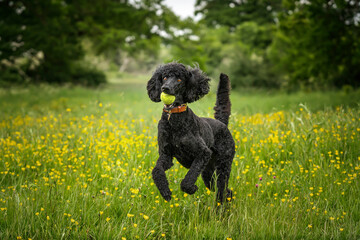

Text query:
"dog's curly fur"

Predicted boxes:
[[147, 62, 235, 203]]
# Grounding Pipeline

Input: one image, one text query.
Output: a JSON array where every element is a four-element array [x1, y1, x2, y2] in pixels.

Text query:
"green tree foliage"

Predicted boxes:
[[0, 0, 83, 85], [195, 0, 282, 27], [0, 0, 174, 86], [2, 0, 359, 89], [165, 19, 208, 70], [270, 0, 360, 89], [226, 22, 280, 89], [192, 0, 360, 90], [191, 0, 282, 89]]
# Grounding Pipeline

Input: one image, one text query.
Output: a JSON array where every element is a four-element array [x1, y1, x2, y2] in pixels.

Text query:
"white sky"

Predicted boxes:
[[163, 0, 198, 20]]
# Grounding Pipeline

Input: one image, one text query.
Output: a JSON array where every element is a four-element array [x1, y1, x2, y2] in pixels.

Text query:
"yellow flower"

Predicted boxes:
[[127, 213, 134, 217], [133, 223, 138, 228], [308, 224, 312, 228], [130, 188, 139, 194], [143, 215, 149, 220], [106, 217, 111, 222], [46, 216, 50, 220], [161, 233, 166, 237], [99, 211, 104, 215]]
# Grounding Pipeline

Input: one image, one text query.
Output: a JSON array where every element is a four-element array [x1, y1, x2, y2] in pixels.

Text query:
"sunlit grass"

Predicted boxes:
[[0, 85, 359, 239]]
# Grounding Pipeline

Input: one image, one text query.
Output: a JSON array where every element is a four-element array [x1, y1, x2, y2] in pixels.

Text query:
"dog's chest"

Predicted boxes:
[[173, 150, 193, 169], [168, 133, 201, 169]]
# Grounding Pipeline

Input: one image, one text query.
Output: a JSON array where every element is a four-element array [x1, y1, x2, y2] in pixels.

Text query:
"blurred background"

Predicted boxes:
[[0, 0, 359, 91]]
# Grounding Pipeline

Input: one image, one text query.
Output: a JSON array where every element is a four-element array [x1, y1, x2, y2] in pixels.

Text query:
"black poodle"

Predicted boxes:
[[147, 62, 235, 203]]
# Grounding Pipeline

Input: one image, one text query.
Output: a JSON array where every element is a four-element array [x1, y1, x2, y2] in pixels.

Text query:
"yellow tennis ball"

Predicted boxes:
[[160, 92, 175, 105]]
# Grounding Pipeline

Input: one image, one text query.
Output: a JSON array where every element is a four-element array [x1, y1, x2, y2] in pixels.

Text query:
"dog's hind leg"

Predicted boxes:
[[215, 157, 233, 203], [201, 163, 216, 192]]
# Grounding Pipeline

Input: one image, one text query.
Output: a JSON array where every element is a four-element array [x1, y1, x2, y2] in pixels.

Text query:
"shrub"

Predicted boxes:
[[0, 66, 26, 88], [70, 65, 107, 87]]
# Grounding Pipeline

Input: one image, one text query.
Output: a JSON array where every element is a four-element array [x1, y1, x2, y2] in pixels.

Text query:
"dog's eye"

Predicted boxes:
[[163, 77, 167, 81], [177, 79, 182, 82]]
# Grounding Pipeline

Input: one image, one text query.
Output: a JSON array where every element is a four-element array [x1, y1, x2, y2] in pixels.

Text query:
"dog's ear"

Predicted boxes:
[[184, 67, 210, 103], [147, 66, 163, 102]]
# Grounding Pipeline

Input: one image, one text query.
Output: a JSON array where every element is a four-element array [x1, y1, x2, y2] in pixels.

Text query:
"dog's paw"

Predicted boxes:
[[161, 189, 172, 201], [180, 182, 198, 195], [226, 189, 233, 202], [163, 194, 172, 201], [189, 185, 198, 194]]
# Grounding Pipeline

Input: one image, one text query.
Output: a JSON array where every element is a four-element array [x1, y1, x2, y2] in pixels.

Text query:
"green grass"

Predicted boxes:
[[0, 82, 360, 239]]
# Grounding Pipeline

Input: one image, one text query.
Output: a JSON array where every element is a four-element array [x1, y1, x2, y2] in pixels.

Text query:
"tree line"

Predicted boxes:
[[1, 0, 359, 90]]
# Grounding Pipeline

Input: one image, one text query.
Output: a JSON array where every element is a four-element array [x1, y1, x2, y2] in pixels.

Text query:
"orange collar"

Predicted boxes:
[[163, 104, 187, 115]]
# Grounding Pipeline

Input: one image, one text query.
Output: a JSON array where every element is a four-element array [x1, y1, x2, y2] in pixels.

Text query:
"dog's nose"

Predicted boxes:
[[161, 86, 170, 93]]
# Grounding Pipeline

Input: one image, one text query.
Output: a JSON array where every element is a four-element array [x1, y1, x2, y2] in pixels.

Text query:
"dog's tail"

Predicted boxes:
[[214, 73, 231, 126]]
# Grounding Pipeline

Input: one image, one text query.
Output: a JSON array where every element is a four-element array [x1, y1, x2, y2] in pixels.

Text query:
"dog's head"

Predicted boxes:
[[147, 62, 210, 104]]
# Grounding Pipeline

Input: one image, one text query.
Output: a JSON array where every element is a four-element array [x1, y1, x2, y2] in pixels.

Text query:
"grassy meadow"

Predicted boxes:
[[1, 78, 360, 239]]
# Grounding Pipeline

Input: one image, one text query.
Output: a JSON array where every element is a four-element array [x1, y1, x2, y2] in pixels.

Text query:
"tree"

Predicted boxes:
[[0, 0, 83, 84], [270, 0, 360, 89], [195, 0, 282, 28], [0, 0, 176, 86], [193, 0, 282, 89]]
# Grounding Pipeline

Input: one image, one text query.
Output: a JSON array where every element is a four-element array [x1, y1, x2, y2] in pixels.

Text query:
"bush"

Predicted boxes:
[[70, 65, 107, 87], [228, 53, 280, 89], [0, 64, 107, 88], [0, 66, 26, 88]]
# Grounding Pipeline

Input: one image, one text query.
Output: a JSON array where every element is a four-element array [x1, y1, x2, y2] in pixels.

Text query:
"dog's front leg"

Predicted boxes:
[[152, 154, 173, 201], [180, 140, 212, 195]]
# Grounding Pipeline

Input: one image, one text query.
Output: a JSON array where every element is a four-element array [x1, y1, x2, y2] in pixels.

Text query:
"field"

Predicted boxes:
[[1, 79, 360, 239]]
